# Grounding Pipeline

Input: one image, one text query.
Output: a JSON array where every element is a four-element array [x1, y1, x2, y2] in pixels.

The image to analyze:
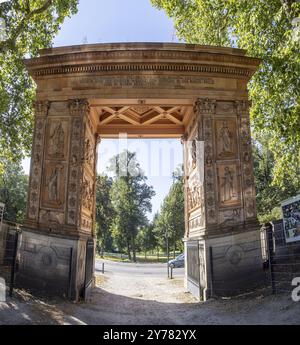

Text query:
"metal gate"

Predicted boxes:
[[186, 240, 201, 299], [83, 239, 95, 301]]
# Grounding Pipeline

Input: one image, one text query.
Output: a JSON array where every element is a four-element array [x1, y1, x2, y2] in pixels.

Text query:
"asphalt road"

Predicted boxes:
[[95, 259, 184, 277]]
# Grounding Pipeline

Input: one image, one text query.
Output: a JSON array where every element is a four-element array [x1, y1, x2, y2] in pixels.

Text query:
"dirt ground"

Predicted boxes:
[[0, 273, 299, 325]]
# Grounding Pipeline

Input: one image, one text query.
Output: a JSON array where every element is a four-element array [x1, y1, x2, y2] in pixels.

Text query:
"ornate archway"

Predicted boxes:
[[20, 43, 262, 300]]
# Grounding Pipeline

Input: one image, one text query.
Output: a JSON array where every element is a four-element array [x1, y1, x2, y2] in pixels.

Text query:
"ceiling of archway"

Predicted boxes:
[[91, 103, 194, 138]]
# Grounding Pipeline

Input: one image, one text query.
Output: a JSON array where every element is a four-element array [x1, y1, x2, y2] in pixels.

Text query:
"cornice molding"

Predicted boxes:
[[31, 63, 252, 78], [24, 46, 261, 81]]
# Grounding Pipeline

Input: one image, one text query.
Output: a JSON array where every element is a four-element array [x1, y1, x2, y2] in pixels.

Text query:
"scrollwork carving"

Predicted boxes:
[[34, 101, 50, 117], [68, 99, 90, 116], [194, 98, 216, 114]]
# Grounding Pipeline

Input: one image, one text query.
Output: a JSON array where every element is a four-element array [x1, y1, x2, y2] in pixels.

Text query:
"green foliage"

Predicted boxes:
[[151, 0, 300, 194], [253, 130, 300, 220], [153, 166, 184, 255], [0, 0, 78, 161], [0, 158, 28, 223], [258, 206, 282, 224], [109, 151, 155, 261], [136, 223, 157, 254], [95, 175, 114, 255]]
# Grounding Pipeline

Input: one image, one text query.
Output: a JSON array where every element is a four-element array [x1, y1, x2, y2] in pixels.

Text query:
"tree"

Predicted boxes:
[[153, 166, 185, 257], [109, 151, 155, 262], [252, 131, 299, 221], [151, 0, 300, 190], [0, 0, 78, 167], [136, 222, 157, 258], [95, 175, 114, 256], [0, 159, 28, 223]]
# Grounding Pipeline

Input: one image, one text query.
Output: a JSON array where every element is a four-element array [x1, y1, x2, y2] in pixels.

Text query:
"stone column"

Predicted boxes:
[[184, 98, 264, 300], [20, 99, 97, 300]]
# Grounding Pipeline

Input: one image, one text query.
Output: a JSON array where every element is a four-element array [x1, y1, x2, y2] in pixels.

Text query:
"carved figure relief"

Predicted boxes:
[[47, 165, 63, 205], [187, 185, 204, 211], [42, 163, 65, 209], [221, 167, 235, 203], [218, 164, 240, 207], [48, 122, 65, 157], [219, 121, 232, 154], [215, 119, 237, 159]]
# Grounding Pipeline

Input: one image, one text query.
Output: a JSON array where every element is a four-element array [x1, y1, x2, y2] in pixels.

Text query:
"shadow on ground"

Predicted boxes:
[[0, 285, 299, 325]]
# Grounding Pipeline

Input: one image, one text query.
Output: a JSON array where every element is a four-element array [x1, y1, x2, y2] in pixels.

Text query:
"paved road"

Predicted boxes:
[[95, 258, 184, 277]]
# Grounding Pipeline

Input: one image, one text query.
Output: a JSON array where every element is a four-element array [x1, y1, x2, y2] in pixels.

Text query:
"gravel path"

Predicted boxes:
[[0, 271, 299, 325]]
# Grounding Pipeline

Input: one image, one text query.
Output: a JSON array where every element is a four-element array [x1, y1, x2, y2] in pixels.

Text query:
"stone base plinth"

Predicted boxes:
[[16, 229, 93, 301], [185, 228, 266, 301]]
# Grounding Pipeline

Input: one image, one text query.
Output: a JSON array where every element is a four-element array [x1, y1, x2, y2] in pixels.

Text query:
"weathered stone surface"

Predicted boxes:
[[21, 43, 261, 300]]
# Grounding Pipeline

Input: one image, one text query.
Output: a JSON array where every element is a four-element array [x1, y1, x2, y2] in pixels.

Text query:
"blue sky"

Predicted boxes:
[[22, 0, 183, 220]]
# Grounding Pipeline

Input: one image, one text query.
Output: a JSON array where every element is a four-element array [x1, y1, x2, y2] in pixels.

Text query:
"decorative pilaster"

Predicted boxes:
[[196, 99, 217, 226], [26, 101, 50, 221], [235, 101, 257, 221], [67, 99, 96, 235]]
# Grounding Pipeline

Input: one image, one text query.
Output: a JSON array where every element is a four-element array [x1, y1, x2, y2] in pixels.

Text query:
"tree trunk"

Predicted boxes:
[[127, 241, 132, 261], [132, 238, 137, 263]]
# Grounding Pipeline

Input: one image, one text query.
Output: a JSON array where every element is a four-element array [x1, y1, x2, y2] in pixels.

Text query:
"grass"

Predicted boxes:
[[96, 252, 181, 264]]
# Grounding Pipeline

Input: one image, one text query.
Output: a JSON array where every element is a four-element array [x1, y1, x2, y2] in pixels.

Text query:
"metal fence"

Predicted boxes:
[[0, 222, 20, 298], [264, 221, 300, 294], [205, 220, 300, 298]]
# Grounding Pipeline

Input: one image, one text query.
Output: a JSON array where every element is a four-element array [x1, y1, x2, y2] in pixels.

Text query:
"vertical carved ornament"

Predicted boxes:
[[195, 99, 217, 225], [66, 99, 89, 226], [27, 101, 50, 220], [235, 101, 257, 219]]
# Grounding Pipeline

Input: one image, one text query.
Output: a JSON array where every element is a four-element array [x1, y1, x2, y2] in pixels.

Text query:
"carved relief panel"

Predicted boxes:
[[46, 120, 69, 160], [41, 162, 66, 210], [215, 118, 238, 160], [217, 163, 241, 208]]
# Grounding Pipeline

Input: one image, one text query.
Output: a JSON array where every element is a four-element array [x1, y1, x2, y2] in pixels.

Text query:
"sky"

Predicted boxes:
[[22, 0, 182, 220]]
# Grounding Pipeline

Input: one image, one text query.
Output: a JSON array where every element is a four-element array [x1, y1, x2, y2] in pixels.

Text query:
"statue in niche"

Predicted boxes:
[[49, 122, 65, 157], [48, 166, 62, 204], [219, 121, 232, 155], [221, 167, 235, 203]]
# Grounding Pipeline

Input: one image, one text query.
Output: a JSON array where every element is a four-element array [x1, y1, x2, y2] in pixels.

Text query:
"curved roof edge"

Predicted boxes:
[[39, 42, 247, 57]]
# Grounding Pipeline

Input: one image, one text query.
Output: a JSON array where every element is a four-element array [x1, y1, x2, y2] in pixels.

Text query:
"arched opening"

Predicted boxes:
[[17, 43, 263, 301]]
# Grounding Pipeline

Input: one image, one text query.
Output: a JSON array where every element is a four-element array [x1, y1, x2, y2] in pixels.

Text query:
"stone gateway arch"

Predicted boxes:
[[20, 43, 263, 300]]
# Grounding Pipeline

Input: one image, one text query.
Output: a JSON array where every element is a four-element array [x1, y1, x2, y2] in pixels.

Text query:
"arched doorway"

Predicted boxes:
[[20, 43, 263, 300]]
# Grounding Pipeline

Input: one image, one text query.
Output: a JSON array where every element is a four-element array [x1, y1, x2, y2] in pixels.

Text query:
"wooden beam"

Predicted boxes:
[[166, 113, 183, 125], [97, 124, 184, 138]]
